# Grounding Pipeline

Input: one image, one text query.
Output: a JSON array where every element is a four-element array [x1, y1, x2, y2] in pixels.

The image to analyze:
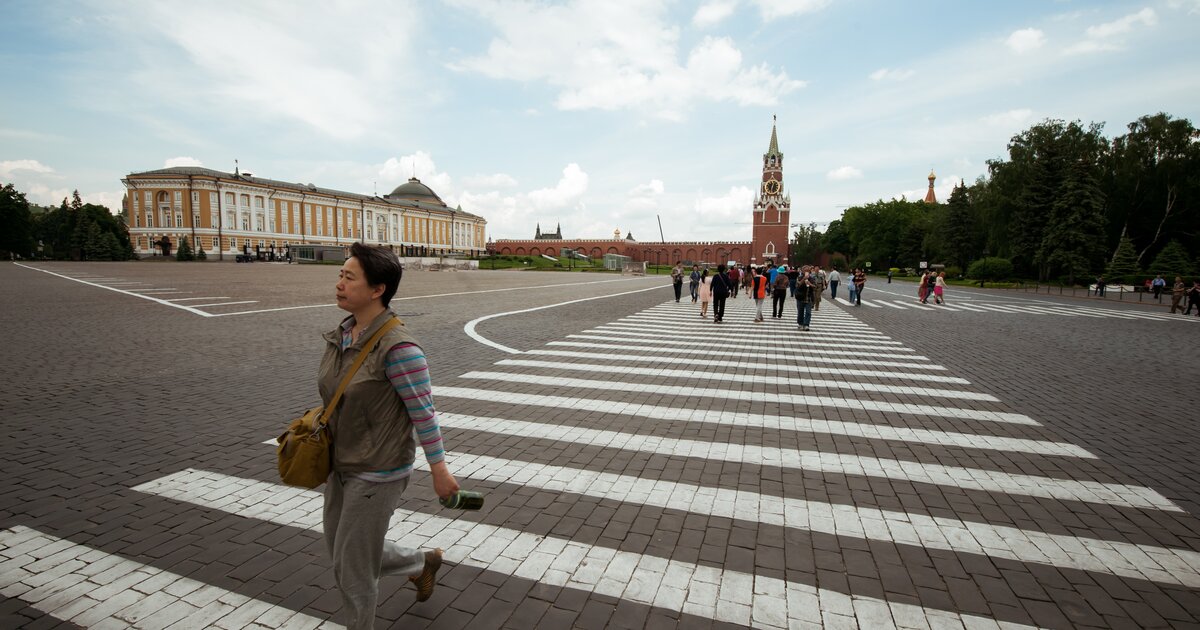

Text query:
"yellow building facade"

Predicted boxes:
[[121, 167, 487, 258]]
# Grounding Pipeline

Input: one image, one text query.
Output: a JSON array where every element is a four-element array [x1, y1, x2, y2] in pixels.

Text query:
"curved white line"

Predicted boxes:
[[464, 284, 667, 354]]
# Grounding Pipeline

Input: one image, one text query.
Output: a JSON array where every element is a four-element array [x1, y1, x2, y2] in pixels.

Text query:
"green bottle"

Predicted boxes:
[[439, 490, 484, 510]]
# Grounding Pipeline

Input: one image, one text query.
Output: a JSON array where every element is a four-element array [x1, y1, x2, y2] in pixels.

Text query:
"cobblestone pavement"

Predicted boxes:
[[2, 262, 1199, 629]]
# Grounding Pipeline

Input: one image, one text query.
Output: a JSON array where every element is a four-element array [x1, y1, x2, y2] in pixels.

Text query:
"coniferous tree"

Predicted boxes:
[[942, 181, 974, 269], [0, 183, 34, 258], [176, 236, 194, 261], [99, 232, 121, 261], [83, 221, 104, 261], [1037, 158, 1107, 285], [1149, 240, 1193, 279], [1106, 235, 1140, 281]]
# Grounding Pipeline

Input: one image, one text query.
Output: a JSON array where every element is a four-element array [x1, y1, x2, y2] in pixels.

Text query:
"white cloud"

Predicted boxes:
[[1066, 7, 1157, 55], [1167, 0, 1200, 15], [528, 163, 589, 210], [981, 108, 1034, 127], [630, 179, 665, 196], [826, 166, 863, 181], [447, 2, 804, 119], [751, 0, 830, 21], [379, 152, 454, 199], [462, 173, 518, 188], [82, 2, 421, 139], [693, 0, 737, 27], [0, 159, 56, 179], [1087, 7, 1157, 38], [869, 68, 915, 81], [1005, 28, 1045, 54], [20, 183, 72, 207], [164, 156, 203, 168], [693, 186, 754, 220]]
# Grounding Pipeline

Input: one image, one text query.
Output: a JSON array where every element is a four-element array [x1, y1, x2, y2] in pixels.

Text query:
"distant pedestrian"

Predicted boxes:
[[934, 272, 946, 305], [853, 268, 866, 306], [771, 265, 789, 318], [671, 262, 684, 302], [1186, 280, 1200, 316], [918, 272, 930, 304], [847, 268, 858, 304], [828, 268, 841, 300], [698, 270, 712, 318], [787, 265, 800, 297], [1095, 275, 1107, 298], [1171, 276, 1186, 314], [727, 265, 742, 298], [795, 268, 815, 331], [711, 265, 732, 323], [689, 265, 701, 303], [751, 267, 769, 322], [812, 267, 827, 311], [1152, 275, 1166, 299], [887, 269, 893, 284], [740, 265, 752, 296]]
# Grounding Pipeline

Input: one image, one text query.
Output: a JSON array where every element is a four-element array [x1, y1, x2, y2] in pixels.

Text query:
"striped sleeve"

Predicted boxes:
[[384, 342, 445, 465]]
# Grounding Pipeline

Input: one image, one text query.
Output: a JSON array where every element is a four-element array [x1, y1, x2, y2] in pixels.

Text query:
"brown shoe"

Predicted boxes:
[[409, 548, 443, 602]]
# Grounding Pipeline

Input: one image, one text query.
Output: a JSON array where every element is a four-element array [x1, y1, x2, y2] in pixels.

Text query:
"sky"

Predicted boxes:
[[2, 0, 1198, 242]]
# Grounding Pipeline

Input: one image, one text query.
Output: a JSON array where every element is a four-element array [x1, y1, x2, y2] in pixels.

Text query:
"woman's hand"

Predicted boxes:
[[429, 461, 460, 499]]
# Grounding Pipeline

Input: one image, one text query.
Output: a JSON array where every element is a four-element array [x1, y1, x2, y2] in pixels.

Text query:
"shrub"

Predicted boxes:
[[967, 257, 1013, 281], [943, 265, 962, 279], [176, 236, 194, 261]]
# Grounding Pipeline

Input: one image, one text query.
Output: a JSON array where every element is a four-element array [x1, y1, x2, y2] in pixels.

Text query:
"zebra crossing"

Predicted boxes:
[[842, 289, 1196, 322], [3, 297, 1199, 628]]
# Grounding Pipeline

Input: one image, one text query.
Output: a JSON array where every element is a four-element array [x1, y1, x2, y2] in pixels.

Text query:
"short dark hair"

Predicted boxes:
[[349, 242, 403, 307]]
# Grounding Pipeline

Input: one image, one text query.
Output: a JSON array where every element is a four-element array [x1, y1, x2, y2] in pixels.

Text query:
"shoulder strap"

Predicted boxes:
[[322, 317, 402, 425]]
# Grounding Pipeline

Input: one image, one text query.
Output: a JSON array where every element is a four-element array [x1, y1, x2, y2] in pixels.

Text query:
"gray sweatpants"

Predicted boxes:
[[324, 472, 426, 630]]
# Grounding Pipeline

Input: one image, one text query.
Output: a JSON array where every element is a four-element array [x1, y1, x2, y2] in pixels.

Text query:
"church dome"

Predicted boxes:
[[388, 177, 443, 204]]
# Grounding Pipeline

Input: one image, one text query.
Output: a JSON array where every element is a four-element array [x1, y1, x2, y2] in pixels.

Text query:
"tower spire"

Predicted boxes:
[[924, 170, 938, 204], [768, 116, 780, 155]]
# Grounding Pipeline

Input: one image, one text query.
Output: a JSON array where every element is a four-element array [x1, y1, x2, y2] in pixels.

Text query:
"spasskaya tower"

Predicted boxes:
[[751, 117, 791, 264]]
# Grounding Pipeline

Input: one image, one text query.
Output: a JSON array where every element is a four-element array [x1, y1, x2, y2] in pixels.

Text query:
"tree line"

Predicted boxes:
[[795, 112, 1200, 284], [0, 186, 135, 261]]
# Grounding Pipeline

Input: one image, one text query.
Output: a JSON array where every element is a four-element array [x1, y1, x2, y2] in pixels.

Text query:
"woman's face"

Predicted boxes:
[[336, 256, 382, 313]]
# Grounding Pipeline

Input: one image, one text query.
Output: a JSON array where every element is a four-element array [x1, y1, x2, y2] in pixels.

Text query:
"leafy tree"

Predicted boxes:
[[176, 236, 195, 261], [1104, 113, 1199, 266], [1036, 158, 1107, 285], [967, 257, 1014, 281], [1105, 235, 1140, 283], [791, 222, 823, 265], [1149, 240, 1193, 278], [822, 219, 852, 257], [0, 183, 35, 258]]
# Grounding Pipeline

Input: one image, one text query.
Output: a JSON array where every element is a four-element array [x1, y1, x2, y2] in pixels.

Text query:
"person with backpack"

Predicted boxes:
[[771, 264, 790, 318], [795, 266, 816, 331], [710, 265, 732, 323], [751, 266, 769, 322]]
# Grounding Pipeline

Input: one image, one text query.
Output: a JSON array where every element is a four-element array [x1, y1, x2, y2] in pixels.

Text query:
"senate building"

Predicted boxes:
[[122, 167, 487, 258], [493, 121, 794, 267]]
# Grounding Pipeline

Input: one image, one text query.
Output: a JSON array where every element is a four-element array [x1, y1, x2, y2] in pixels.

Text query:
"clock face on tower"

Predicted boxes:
[[765, 180, 780, 195]]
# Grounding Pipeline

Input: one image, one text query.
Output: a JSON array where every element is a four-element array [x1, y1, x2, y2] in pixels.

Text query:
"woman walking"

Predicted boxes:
[[1171, 276, 1186, 314], [324, 243, 460, 629], [689, 264, 701, 303], [771, 265, 790, 319], [698, 269, 712, 318], [853, 267, 866, 306], [934, 272, 946, 305], [711, 264, 731, 323], [795, 267, 815, 331], [918, 272, 929, 304], [751, 266, 769, 322]]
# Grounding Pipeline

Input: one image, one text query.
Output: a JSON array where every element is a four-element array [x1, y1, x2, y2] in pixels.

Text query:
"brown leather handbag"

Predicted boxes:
[[277, 317, 400, 488]]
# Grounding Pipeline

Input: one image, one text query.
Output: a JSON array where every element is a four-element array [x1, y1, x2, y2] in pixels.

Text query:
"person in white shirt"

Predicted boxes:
[[828, 268, 841, 300]]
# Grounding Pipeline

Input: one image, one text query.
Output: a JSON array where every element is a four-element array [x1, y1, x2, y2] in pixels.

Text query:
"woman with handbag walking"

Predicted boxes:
[[323, 243, 460, 629]]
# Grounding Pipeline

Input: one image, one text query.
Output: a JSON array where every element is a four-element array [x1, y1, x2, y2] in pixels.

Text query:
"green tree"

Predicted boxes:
[[791, 222, 823, 265], [938, 181, 974, 269], [1105, 113, 1200, 266], [99, 232, 121, 261], [1149, 240, 1193, 278], [1105, 236, 1140, 283], [1037, 158, 1108, 285], [822, 219, 852, 257], [176, 236, 195, 261], [83, 221, 104, 260], [0, 183, 35, 258], [967, 257, 1014, 281]]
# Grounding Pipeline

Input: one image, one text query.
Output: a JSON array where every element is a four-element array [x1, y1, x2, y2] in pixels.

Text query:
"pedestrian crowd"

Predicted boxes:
[[673, 261, 867, 330]]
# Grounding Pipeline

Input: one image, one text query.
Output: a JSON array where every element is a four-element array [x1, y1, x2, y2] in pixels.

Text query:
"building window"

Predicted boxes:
[[174, 191, 182, 206], [255, 196, 264, 209], [135, 213, 141, 227], [256, 216, 264, 232], [226, 211, 235, 229], [176, 213, 183, 227], [146, 213, 153, 228], [270, 217, 276, 233], [163, 211, 172, 228], [209, 192, 217, 207], [241, 216, 249, 231], [225, 192, 235, 207], [240, 194, 250, 207]]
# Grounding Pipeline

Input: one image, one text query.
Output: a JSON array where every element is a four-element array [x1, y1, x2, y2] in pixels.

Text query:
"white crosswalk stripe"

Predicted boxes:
[[0, 526, 339, 630], [131, 469, 1028, 630], [868, 296, 1194, 322], [458, 372, 1037, 425], [433, 386, 1091, 457], [585, 327, 908, 349], [546, 340, 946, 370]]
